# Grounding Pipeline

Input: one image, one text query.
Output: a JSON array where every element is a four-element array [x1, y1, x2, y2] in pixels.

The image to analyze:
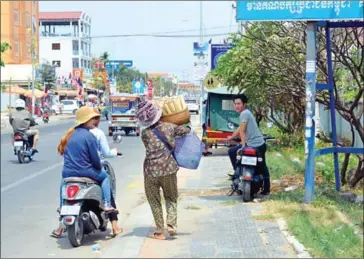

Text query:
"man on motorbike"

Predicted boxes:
[[9, 99, 39, 154], [227, 94, 270, 195]]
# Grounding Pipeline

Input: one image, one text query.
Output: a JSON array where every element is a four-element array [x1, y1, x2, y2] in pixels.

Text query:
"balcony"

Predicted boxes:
[[40, 31, 80, 38]]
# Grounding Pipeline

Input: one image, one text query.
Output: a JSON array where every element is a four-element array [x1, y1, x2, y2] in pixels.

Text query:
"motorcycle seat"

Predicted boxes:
[[63, 177, 98, 184]]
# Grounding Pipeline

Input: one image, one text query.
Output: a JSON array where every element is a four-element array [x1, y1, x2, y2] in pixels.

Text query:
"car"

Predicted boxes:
[[61, 100, 79, 115], [185, 99, 199, 114]]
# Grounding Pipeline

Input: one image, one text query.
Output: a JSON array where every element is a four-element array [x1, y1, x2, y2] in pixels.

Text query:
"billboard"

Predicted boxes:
[[236, 1, 364, 21], [193, 42, 209, 56], [132, 79, 145, 94], [210, 44, 233, 70], [105, 60, 133, 70]]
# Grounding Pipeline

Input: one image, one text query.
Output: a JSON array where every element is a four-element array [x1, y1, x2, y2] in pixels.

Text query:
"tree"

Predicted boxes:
[[1, 42, 11, 67], [213, 22, 363, 186], [37, 61, 56, 90], [115, 66, 146, 93]]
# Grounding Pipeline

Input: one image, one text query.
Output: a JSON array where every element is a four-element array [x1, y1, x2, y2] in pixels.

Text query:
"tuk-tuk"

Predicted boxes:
[[202, 86, 240, 147], [108, 93, 140, 136]]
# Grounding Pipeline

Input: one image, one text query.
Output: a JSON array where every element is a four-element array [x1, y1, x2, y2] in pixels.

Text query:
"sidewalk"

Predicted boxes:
[[101, 148, 298, 258]]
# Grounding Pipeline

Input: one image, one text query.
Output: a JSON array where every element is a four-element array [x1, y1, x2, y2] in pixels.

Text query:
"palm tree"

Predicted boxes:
[[99, 52, 109, 71]]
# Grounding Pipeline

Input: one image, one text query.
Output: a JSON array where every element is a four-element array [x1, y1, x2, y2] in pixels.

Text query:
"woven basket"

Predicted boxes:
[[160, 108, 190, 125]]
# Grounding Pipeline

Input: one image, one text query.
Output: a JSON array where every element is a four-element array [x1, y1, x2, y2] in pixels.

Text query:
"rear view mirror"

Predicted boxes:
[[113, 133, 123, 143]]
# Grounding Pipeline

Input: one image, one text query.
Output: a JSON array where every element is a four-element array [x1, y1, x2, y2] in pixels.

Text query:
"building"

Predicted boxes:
[[0, 0, 39, 87], [38, 11, 93, 87]]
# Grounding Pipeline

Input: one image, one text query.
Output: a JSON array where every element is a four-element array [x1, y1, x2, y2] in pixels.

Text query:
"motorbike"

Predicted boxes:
[[59, 134, 123, 247], [13, 131, 36, 163], [41, 107, 50, 123], [229, 135, 274, 202]]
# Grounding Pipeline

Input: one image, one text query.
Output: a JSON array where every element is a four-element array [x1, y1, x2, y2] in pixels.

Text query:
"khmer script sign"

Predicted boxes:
[[236, 1, 364, 21]]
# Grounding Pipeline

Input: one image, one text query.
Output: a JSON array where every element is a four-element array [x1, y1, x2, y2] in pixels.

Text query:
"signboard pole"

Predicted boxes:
[[199, 0, 204, 125], [304, 22, 317, 203]]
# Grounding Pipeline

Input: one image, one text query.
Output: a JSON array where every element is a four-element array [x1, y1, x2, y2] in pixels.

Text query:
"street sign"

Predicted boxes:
[[105, 60, 133, 70], [193, 42, 209, 56], [211, 44, 233, 70], [193, 58, 209, 81], [236, 1, 364, 21]]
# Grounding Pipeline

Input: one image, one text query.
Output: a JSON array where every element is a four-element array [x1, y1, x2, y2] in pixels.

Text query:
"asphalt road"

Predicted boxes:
[[0, 120, 146, 258]]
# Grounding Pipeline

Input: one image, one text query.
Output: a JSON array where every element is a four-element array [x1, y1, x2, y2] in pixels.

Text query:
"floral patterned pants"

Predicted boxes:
[[144, 173, 178, 233]]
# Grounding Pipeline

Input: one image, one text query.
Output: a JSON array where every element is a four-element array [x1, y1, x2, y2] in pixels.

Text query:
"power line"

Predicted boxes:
[[91, 25, 237, 39]]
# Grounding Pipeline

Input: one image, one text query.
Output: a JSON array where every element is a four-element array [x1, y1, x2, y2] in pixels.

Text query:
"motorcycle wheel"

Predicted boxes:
[[242, 181, 251, 202], [17, 151, 25, 164], [67, 213, 84, 247]]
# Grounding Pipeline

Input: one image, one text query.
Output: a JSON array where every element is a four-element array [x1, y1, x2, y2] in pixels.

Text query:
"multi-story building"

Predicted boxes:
[[38, 11, 93, 87], [0, 0, 39, 86]]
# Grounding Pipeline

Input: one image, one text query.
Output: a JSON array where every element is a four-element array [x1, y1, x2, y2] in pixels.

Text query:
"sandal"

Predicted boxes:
[[167, 225, 177, 236], [112, 228, 123, 238], [149, 232, 166, 240], [50, 229, 63, 238]]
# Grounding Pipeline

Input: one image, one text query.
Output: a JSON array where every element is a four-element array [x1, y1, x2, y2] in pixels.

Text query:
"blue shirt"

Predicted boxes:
[[62, 126, 102, 178]]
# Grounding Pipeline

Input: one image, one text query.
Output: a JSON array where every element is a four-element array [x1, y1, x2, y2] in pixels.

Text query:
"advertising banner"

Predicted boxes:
[[210, 44, 233, 70]]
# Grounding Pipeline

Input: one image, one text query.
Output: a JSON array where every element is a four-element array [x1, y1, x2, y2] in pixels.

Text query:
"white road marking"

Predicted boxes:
[[1, 162, 63, 193]]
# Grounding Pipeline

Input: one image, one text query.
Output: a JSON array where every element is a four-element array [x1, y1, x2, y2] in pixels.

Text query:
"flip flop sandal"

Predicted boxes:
[[149, 232, 166, 240], [112, 228, 123, 238], [50, 229, 63, 238], [167, 225, 177, 236]]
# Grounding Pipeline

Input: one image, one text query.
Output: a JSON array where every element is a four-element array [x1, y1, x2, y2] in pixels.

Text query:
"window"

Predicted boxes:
[[52, 60, 61, 67], [14, 41, 19, 56], [26, 12, 30, 28], [52, 43, 61, 50], [14, 9, 19, 25], [222, 100, 235, 111], [26, 42, 31, 58]]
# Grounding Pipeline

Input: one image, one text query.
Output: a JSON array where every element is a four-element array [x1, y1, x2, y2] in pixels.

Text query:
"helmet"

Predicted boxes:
[[15, 99, 26, 109]]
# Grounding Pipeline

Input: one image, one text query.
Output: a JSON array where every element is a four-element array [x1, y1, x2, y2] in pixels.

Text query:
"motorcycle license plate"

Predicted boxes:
[[241, 156, 257, 166], [14, 141, 23, 147], [60, 205, 81, 216]]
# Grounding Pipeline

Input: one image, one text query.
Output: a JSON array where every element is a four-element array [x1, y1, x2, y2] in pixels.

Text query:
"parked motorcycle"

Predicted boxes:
[[13, 131, 36, 163], [229, 135, 274, 202], [59, 135, 123, 247]]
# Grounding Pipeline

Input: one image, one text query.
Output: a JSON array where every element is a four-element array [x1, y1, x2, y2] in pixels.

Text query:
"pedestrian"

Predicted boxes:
[[136, 100, 191, 240]]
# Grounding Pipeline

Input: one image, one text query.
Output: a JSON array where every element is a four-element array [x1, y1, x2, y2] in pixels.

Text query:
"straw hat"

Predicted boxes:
[[135, 100, 162, 128], [75, 106, 100, 127]]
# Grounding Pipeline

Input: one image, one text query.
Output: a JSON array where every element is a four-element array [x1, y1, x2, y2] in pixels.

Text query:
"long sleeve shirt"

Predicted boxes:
[[141, 121, 191, 177], [62, 126, 102, 178], [90, 127, 117, 158]]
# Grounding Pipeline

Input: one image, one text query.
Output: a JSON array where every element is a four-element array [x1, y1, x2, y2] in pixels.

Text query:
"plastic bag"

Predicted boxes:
[[174, 131, 205, 170]]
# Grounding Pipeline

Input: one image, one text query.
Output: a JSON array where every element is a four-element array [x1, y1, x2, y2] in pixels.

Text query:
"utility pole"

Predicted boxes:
[[31, 2, 36, 117], [199, 0, 204, 125]]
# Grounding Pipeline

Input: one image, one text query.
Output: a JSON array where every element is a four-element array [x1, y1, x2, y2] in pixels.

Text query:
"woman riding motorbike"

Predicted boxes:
[[51, 106, 117, 238]]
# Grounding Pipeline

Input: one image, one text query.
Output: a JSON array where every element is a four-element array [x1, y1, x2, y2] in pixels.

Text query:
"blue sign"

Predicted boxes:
[[211, 44, 233, 70], [132, 79, 145, 94], [193, 42, 209, 56], [105, 60, 133, 70], [236, 1, 364, 21]]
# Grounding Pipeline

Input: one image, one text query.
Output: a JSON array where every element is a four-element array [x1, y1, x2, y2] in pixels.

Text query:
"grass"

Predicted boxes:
[[251, 214, 275, 222], [263, 144, 364, 258]]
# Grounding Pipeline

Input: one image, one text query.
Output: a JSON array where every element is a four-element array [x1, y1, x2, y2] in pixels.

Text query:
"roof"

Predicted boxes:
[[39, 12, 82, 21], [148, 73, 170, 78]]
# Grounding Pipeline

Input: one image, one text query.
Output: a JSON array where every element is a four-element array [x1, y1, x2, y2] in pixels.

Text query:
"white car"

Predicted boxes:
[[61, 100, 79, 115], [185, 99, 199, 114]]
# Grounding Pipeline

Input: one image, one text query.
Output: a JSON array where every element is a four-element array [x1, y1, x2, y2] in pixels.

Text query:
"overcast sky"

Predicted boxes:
[[39, 1, 238, 82]]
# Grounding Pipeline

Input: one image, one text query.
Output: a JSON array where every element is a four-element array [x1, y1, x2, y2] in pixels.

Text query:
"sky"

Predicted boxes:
[[39, 1, 238, 83]]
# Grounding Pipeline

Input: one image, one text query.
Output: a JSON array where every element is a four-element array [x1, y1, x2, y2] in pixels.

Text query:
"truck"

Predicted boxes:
[[108, 93, 140, 137]]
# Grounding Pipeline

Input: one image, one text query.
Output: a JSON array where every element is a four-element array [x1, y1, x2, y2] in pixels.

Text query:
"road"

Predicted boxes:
[[0, 120, 146, 258]]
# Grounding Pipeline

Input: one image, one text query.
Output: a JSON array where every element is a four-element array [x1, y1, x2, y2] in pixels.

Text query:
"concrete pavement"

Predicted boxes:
[[101, 150, 298, 258], [0, 120, 146, 258]]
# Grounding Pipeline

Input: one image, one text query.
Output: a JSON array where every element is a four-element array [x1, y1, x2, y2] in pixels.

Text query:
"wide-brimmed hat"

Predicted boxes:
[[75, 106, 100, 127], [135, 100, 162, 128]]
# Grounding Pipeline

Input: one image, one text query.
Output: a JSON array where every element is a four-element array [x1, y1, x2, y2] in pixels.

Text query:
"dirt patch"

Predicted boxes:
[[270, 174, 325, 194]]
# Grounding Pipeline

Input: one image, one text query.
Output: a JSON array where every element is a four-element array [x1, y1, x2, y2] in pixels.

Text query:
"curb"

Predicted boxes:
[[276, 218, 313, 258]]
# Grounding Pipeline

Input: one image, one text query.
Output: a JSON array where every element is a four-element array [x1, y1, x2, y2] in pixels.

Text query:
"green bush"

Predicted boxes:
[[261, 122, 304, 148]]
